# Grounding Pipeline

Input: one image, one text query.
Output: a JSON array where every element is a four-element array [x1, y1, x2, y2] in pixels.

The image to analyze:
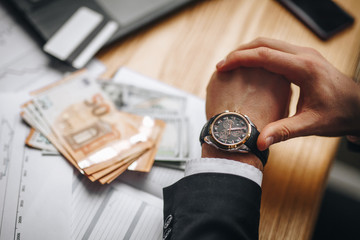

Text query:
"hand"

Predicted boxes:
[[202, 67, 291, 169], [206, 67, 291, 129], [216, 38, 360, 151]]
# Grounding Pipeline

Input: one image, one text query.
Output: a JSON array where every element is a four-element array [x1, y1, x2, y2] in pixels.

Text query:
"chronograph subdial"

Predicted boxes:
[[222, 119, 234, 129]]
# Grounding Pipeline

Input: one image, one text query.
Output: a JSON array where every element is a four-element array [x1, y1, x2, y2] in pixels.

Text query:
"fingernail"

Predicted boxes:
[[216, 59, 225, 69], [265, 136, 274, 149]]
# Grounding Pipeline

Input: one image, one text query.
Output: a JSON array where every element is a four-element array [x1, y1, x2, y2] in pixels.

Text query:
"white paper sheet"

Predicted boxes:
[[71, 174, 163, 240], [0, 93, 73, 240], [117, 165, 184, 199]]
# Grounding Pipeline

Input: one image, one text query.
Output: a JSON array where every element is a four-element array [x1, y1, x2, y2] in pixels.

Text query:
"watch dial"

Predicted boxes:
[[211, 113, 249, 145]]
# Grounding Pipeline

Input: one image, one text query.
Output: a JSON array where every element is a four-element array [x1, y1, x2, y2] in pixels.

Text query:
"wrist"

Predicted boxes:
[[201, 144, 264, 172]]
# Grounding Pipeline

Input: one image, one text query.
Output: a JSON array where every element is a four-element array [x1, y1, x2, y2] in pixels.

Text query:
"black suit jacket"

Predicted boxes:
[[163, 173, 262, 240]]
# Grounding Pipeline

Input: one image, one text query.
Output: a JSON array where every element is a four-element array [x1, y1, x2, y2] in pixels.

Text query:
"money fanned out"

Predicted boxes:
[[100, 81, 190, 162], [22, 71, 165, 184], [27, 80, 191, 162]]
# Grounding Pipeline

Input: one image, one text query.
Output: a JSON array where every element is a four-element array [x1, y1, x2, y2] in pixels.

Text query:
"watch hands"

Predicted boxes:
[[228, 121, 232, 135], [229, 127, 245, 131]]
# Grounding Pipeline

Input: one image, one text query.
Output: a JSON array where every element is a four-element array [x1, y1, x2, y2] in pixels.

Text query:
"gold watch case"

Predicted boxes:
[[204, 111, 255, 152]]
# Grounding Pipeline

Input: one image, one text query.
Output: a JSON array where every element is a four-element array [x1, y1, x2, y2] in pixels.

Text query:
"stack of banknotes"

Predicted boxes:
[[21, 70, 165, 184], [100, 81, 190, 164], [25, 71, 192, 170]]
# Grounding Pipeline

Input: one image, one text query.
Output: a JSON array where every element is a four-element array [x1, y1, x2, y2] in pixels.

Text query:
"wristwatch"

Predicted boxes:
[[200, 110, 269, 166]]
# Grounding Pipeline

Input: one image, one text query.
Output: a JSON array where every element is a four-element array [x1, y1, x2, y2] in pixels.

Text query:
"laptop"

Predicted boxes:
[[6, 0, 195, 68]]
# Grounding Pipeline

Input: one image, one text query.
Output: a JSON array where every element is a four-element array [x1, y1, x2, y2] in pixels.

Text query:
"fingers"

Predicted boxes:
[[257, 112, 316, 151], [234, 37, 303, 55], [217, 47, 307, 86]]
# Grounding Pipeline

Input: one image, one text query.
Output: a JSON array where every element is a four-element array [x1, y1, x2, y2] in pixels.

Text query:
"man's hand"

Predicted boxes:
[[202, 67, 291, 169], [216, 38, 360, 151], [206, 67, 291, 130]]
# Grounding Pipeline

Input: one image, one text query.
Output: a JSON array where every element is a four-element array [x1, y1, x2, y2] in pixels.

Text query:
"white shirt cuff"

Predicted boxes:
[[184, 158, 263, 187]]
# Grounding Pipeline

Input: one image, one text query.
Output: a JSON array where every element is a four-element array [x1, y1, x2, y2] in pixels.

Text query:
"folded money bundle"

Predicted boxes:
[[21, 71, 165, 184]]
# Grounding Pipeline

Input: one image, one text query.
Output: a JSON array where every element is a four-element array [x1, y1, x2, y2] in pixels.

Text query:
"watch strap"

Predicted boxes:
[[244, 125, 269, 167]]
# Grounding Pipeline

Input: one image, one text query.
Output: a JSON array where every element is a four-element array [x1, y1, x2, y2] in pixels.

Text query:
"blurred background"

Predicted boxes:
[[313, 138, 360, 240]]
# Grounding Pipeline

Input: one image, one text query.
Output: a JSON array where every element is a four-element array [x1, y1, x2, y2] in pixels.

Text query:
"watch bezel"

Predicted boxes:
[[208, 111, 252, 150]]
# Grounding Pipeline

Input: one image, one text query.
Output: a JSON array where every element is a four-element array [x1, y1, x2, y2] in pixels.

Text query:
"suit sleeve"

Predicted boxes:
[[163, 173, 262, 240]]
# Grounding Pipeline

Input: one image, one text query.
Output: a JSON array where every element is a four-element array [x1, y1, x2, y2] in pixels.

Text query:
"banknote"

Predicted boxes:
[[24, 110, 183, 161], [155, 116, 189, 160], [22, 71, 165, 183], [101, 81, 186, 115], [34, 76, 137, 165], [22, 100, 81, 171], [24, 114, 166, 165], [101, 81, 189, 161], [25, 80, 190, 164]]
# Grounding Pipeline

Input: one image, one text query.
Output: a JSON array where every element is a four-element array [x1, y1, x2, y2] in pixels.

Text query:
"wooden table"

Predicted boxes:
[[97, 0, 360, 239]]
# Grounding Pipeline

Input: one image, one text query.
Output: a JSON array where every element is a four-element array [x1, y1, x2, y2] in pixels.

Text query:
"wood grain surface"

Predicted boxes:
[[97, 0, 360, 239]]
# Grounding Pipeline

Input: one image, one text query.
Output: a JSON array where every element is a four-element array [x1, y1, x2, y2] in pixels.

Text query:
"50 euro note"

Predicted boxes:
[[22, 71, 165, 183]]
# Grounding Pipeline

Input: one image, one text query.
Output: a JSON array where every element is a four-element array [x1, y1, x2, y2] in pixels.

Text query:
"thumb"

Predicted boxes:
[[257, 114, 314, 151]]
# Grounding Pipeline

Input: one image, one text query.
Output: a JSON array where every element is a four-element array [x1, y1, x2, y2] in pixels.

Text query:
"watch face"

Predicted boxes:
[[210, 112, 250, 146]]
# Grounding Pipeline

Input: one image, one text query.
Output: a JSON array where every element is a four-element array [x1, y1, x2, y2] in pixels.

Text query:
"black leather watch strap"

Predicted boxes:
[[244, 126, 269, 167]]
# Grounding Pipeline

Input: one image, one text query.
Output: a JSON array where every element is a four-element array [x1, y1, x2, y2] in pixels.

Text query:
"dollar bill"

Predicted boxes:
[[101, 81, 186, 115], [101, 81, 189, 161], [25, 128, 58, 152], [155, 116, 189, 160]]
